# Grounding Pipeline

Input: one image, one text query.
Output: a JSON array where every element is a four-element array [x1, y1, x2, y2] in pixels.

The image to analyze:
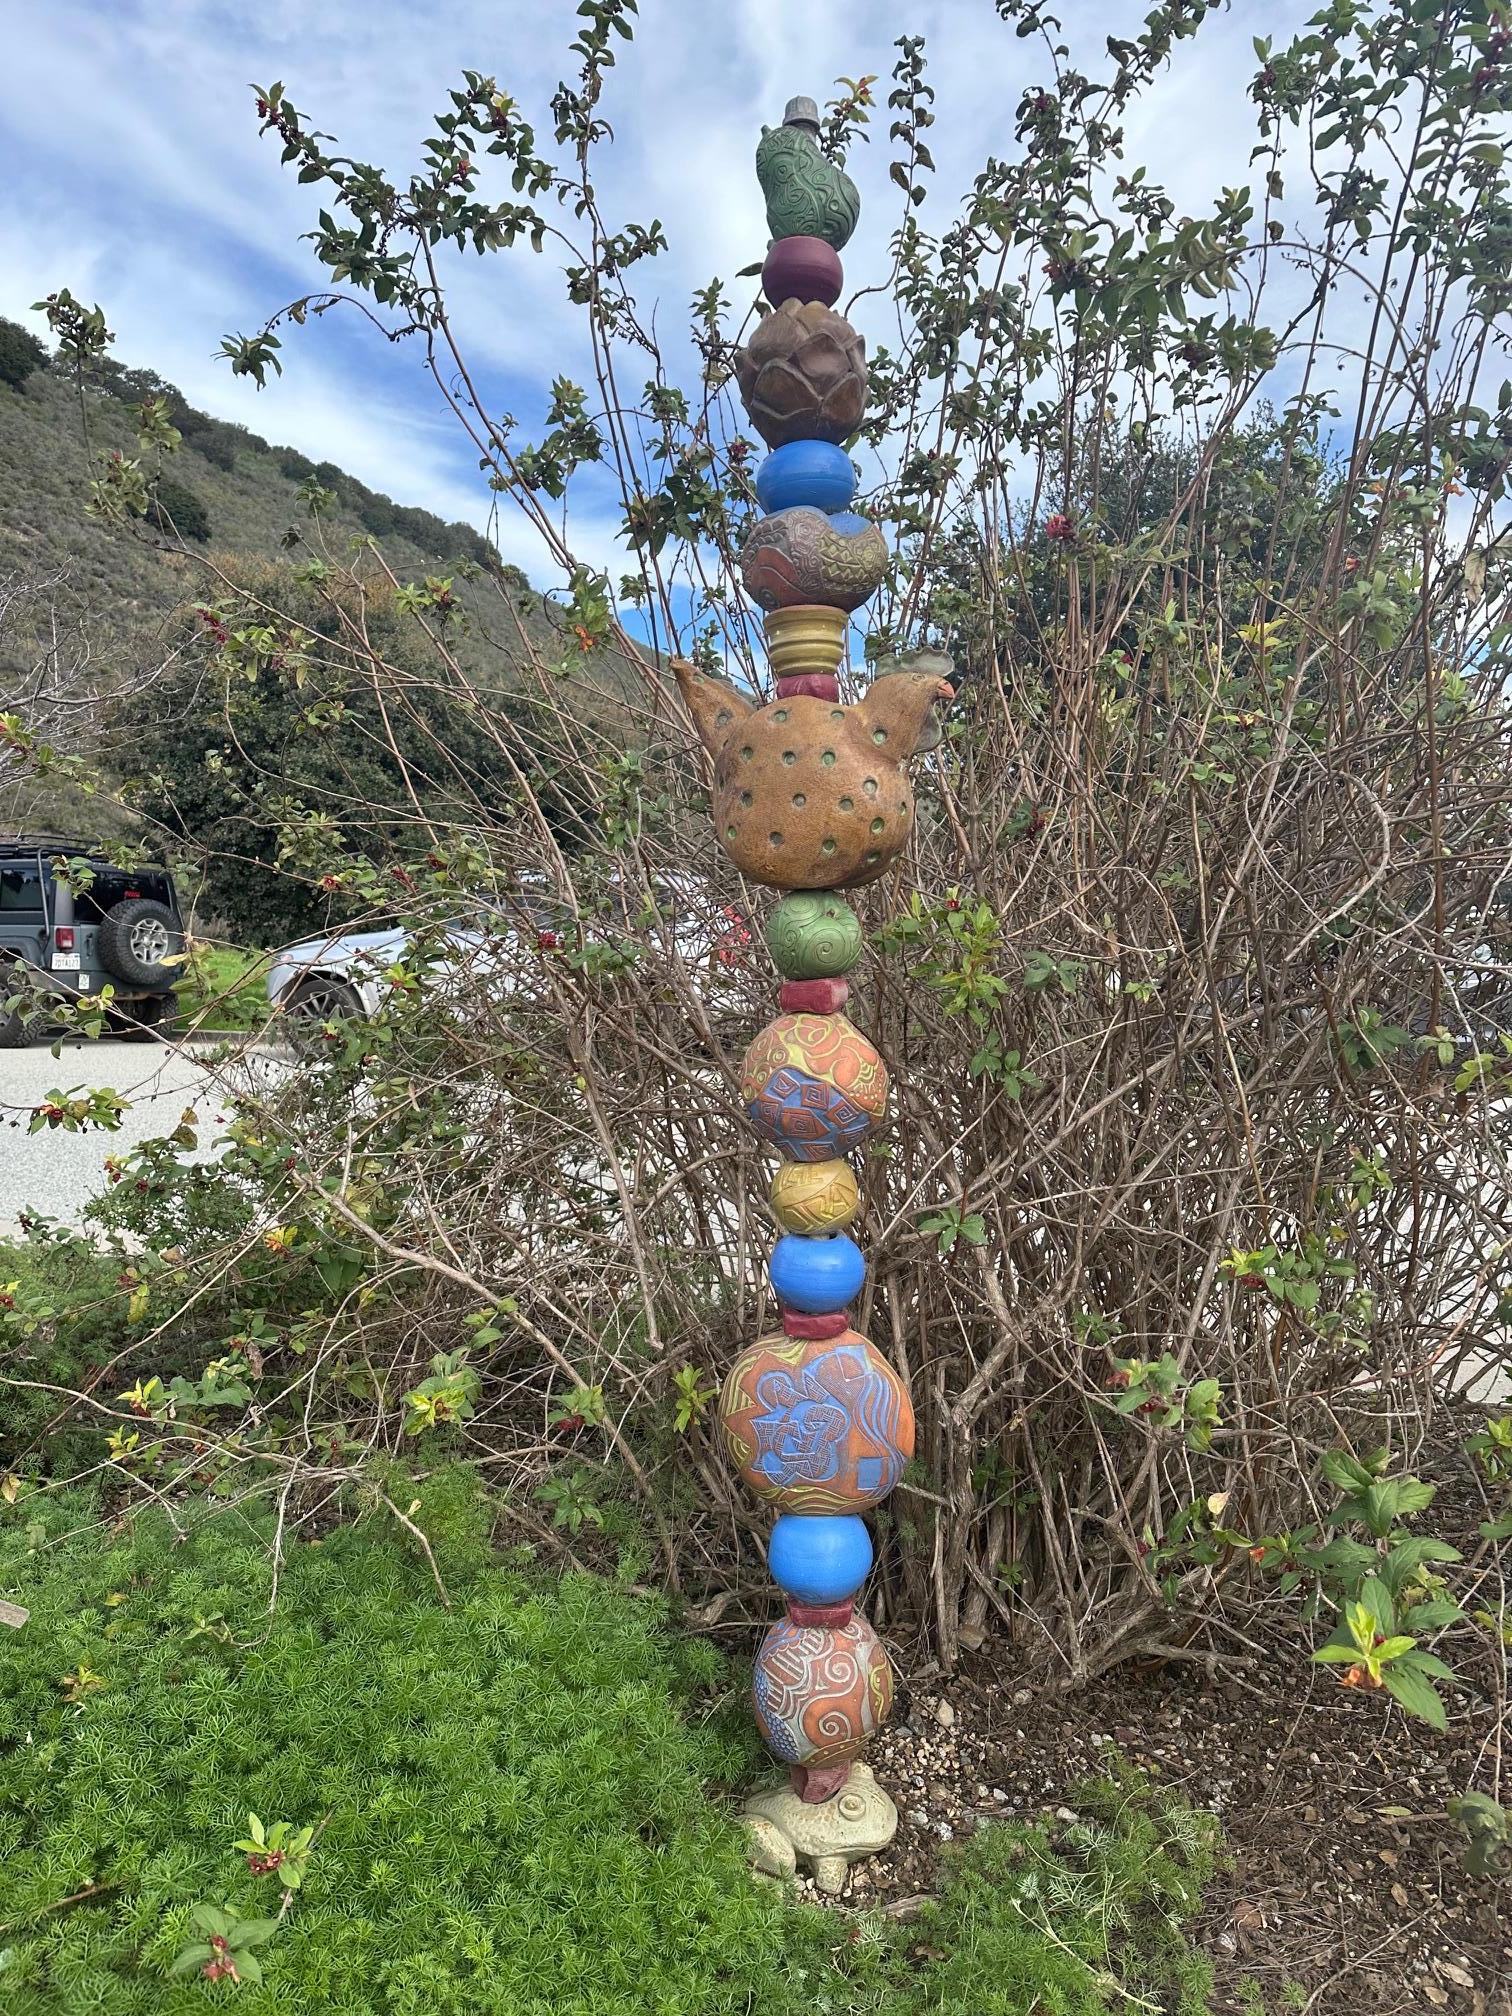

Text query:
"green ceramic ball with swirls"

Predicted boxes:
[[756, 125, 861, 251], [767, 892, 863, 978]]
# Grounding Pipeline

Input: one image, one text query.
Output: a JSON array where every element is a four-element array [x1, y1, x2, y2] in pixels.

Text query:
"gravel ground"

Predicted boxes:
[[0, 1039, 281, 1236]]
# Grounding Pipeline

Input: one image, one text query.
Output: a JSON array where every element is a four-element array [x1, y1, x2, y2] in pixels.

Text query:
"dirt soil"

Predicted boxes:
[[799, 1437, 1511, 2013]]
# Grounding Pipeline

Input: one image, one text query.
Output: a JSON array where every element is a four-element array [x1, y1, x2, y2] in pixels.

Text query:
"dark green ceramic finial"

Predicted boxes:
[[756, 96, 861, 251]]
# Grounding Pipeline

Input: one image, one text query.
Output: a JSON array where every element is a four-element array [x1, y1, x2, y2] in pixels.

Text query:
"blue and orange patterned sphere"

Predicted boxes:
[[718, 1328, 914, 1513], [741, 1012, 888, 1161], [752, 1610, 893, 1768]]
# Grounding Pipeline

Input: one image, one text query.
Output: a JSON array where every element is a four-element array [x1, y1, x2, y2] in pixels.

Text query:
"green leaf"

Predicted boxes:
[[1381, 1662, 1446, 1731], [1321, 1449, 1373, 1492], [1313, 1642, 1361, 1664], [168, 1945, 213, 1977], [1356, 1576, 1396, 1635]]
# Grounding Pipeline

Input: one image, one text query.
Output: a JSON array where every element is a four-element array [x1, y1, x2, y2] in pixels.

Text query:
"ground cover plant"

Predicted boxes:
[[0, 1481, 1221, 2015]]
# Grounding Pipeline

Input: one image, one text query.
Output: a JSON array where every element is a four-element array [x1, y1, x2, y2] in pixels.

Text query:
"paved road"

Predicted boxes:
[[0, 1040, 276, 1237]]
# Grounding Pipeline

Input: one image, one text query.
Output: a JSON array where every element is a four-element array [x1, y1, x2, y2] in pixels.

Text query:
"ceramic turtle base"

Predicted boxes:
[[741, 1761, 899, 1894]]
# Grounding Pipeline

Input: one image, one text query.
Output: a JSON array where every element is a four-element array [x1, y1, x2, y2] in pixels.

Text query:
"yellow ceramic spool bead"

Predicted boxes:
[[770, 1157, 860, 1234], [763, 603, 847, 681]]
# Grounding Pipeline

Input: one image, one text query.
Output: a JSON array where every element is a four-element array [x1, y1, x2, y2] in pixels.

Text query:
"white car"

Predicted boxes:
[[266, 881, 752, 1025]]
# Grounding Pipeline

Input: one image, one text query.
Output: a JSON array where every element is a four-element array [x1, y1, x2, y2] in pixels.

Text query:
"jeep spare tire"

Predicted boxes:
[[98, 898, 182, 989]]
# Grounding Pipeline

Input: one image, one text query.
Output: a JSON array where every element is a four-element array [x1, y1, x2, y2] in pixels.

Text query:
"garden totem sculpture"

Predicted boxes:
[[676, 96, 949, 1893]]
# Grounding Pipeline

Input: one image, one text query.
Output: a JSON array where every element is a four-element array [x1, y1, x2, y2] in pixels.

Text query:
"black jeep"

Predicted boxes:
[[0, 836, 186, 1044]]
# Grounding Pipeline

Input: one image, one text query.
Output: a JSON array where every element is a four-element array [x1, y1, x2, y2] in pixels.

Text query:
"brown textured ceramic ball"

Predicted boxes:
[[734, 300, 867, 449]]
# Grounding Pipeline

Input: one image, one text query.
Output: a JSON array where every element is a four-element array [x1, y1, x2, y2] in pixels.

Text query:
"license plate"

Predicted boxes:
[[52, 952, 81, 971]]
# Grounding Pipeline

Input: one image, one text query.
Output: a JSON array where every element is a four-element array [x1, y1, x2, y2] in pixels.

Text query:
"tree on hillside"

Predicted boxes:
[[149, 478, 211, 543], [116, 559, 597, 942], [0, 317, 48, 391]]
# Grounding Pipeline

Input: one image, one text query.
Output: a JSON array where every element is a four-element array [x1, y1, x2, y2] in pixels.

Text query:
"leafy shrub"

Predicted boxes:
[[0, 1237, 143, 1481], [0, 317, 48, 391], [148, 478, 210, 543]]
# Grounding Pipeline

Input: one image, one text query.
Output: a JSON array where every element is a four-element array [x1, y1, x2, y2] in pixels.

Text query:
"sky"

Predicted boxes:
[[0, 0, 1317, 596]]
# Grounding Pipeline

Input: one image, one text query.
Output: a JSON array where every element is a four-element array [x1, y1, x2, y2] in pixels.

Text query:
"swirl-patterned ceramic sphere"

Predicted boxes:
[[752, 1611, 893, 1768], [770, 1157, 860, 1234], [766, 892, 862, 979], [740, 507, 889, 614], [741, 1013, 888, 1160], [719, 1328, 915, 1512]]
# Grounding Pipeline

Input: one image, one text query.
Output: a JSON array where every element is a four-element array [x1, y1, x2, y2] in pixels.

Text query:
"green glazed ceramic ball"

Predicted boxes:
[[767, 892, 863, 979]]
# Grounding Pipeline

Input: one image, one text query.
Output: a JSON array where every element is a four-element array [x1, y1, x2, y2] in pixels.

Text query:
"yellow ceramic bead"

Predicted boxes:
[[770, 1157, 860, 1234], [763, 603, 847, 681]]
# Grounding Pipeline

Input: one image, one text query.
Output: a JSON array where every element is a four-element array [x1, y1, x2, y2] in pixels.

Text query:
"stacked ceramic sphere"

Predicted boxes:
[[677, 97, 949, 1818]]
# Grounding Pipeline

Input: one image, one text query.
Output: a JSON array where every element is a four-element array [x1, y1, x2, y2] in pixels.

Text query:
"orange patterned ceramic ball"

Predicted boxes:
[[719, 1328, 915, 1513], [740, 1013, 888, 1161]]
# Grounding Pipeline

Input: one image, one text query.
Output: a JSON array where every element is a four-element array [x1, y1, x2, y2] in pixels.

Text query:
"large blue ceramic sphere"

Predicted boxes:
[[767, 1512, 873, 1604], [756, 439, 857, 515], [769, 1231, 866, 1313]]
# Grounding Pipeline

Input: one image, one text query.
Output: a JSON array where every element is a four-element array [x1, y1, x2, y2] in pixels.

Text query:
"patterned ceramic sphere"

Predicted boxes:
[[756, 440, 856, 515], [719, 1328, 914, 1512], [763, 234, 843, 308], [741, 1013, 888, 1160], [768, 1512, 873, 1604], [752, 1611, 893, 1768], [770, 1157, 859, 1234], [740, 507, 889, 613], [767, 893, 863, 979], [769, 1231, 865, 1313]]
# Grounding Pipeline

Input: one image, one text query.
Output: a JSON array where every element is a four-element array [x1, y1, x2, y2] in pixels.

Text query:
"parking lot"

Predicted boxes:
[[0, 1039, 280, 1236]]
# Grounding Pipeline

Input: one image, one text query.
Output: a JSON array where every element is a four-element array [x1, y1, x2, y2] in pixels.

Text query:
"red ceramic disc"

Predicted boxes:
[[781, 1308, 849, 1339], [787, 1600, 854, 1629], [779, 978, 849, 1014], [774, 673, 840, 701]]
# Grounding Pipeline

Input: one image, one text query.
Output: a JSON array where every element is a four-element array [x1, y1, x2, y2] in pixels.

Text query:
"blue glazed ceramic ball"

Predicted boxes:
[[767, 1512, 873, 1604], [756, 439, 857, 515], [769, 1231, 866, 1313]]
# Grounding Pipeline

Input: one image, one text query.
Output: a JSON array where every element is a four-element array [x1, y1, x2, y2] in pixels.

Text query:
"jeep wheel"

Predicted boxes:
[[99, 898, 183, 989], [108, 991, 179, 1040], [0, 1005, 24, 1048]]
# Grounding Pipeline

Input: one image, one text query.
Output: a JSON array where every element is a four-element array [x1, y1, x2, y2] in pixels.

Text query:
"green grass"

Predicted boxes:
[[0, 1473, 1220, 2015], [173, 944, 272, 1034]]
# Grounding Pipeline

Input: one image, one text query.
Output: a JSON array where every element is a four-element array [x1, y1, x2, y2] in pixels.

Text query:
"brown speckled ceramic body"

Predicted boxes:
[[674, 665, 951, 890]]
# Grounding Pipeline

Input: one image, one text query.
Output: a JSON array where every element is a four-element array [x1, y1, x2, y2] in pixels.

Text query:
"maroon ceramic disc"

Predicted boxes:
[[779, 978, 849, 1015], [763, 234, 843, 309]]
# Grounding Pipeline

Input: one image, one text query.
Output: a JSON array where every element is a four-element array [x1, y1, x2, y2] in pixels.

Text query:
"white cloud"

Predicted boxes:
[[2, 0, 1326, 592]]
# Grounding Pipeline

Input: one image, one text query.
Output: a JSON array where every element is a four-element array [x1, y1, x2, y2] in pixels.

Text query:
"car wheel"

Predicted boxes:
[[107, 992, 179, 1040], [98, 898, 183, 989], [0, 961, 26, 1047], [282, 973, 364, 1028]]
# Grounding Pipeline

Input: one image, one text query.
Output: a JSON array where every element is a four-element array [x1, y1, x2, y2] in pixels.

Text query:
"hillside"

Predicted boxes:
[[0, 332, 652, 911]]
